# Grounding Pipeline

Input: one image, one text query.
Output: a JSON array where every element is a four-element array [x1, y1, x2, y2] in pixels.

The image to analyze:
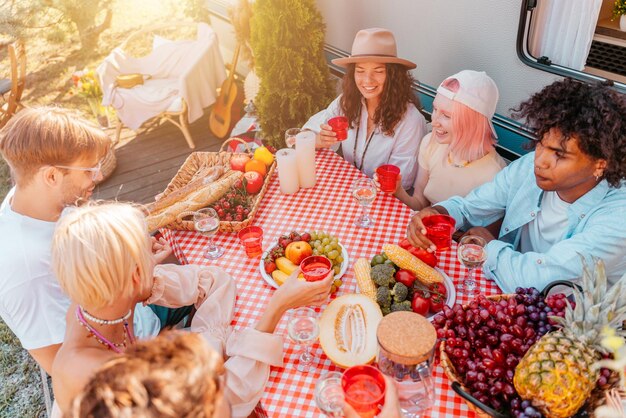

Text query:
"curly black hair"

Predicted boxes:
[[512, 78, 626, 187], [340, 63, 421, 136]]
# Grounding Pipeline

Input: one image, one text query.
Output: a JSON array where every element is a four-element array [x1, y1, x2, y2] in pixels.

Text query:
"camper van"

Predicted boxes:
[[207, 0, 626, 160]]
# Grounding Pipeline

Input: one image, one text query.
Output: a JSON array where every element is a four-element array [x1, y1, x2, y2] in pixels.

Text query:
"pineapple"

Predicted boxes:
[[514, 258, 626, 418]]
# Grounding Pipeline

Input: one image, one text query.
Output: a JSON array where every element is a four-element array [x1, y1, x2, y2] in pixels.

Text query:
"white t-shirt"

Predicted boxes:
[[519, 191, 570, 253], [0, 189, 160, 350], [303, 95, 428, 189], [416, 133, 507, 204]]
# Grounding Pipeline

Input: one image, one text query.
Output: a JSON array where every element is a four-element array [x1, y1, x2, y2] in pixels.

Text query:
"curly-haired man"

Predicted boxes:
[[407, 79, 626, 292]]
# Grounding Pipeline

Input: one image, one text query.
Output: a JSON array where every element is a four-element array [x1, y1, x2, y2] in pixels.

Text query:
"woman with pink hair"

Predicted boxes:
[[394, 70, 506, 210]]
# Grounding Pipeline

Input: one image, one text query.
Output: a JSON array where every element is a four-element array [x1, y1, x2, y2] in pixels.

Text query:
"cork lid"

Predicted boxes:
[[376, 311, 437, 365]]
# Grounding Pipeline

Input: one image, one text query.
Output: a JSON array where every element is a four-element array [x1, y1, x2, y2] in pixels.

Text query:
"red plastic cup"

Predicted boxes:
[[300, 255, 332, 282], [342, 365, 386, 418], [238, 226, 263, 258], [376, 164, 400, 193], [422, 214, 456, 252], [328, 116, 348, 141]]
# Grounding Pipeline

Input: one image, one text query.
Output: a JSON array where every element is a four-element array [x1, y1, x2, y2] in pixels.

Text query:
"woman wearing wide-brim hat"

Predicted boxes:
[[303, 28, 427, 190]]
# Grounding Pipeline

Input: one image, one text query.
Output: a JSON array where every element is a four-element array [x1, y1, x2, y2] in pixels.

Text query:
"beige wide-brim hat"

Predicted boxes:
[[332, 28, 416, 69]]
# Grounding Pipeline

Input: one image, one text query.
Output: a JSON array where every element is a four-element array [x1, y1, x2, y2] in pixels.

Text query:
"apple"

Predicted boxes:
[[244, 171, 264, 194], [285, 241, 313, 265], [230, 154, 251, 172]]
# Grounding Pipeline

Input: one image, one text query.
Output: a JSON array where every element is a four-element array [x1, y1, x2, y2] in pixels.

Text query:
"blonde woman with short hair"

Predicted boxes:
[[51, 201, 334, 417]]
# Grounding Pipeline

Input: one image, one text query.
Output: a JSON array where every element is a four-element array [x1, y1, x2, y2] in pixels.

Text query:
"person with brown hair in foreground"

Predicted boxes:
[[68, 331, 405, 418], [66, 331, 231, 418], [50, 201, 333, 417]]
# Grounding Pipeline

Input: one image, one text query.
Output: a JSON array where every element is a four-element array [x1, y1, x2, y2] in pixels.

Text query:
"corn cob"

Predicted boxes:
[[354, 258, 376, 301], [382, 244, 443, 284]]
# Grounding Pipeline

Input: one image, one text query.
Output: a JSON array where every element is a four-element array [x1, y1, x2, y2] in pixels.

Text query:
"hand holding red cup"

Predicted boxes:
[[376, 164, 401, 193], [328, 116, 349, 141]]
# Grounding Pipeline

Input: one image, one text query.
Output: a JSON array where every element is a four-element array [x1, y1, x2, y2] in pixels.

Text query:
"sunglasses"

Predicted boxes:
[[55, 160, 103, 181]]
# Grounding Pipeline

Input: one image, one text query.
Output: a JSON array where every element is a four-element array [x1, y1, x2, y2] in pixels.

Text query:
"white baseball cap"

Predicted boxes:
[[436, 70, 499, 139]]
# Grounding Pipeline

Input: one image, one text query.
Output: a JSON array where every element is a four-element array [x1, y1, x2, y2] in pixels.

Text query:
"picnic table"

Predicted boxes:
[[166, 148, 502, 417]]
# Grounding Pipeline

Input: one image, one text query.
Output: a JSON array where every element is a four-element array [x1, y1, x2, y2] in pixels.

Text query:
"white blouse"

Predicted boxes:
[[303, 95, 427, 189]]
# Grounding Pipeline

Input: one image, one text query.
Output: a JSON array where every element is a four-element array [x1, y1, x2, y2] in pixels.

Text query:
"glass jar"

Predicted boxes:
[[376, 311, 437, 417]]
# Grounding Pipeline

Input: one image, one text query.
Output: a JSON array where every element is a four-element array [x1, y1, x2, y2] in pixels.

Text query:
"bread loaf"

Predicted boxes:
[[147, 165, 225, 214], [146, 170, 242, 232]]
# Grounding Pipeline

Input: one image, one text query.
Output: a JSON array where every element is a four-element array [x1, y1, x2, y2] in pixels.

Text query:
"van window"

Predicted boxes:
[[517, 0, 626, 93]]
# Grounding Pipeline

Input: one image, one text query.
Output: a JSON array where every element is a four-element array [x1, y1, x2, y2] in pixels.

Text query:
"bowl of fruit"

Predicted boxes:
[[259, 230, 348, 292], [436, 262, 624, 418], [353, 241, 455, 320]]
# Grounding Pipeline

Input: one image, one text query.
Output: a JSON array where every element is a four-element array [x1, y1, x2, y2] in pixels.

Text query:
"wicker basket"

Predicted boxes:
[[98, 144, 117, 183], [439, 282, 616, 418], [163, 138, 275, 233]]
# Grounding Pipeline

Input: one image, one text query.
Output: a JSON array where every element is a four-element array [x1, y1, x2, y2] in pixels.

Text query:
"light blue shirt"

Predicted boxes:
[[439, 152, 626, 293]]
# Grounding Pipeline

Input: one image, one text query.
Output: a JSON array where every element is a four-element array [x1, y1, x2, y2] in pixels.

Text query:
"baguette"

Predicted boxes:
[[146, 170, 243, 232], [147, 165, 225, 214]]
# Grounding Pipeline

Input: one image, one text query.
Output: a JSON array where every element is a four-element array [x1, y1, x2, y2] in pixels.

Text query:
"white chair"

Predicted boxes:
[[97, 22, 226, 148]]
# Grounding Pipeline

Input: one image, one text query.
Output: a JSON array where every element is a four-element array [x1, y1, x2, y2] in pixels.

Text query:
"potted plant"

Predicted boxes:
[[613, 0, 626, 31], [250, 0, 335, 149]]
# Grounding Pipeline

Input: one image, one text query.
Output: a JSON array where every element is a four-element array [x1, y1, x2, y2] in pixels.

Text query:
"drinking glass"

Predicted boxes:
[[457, 235, 487, 295], [193, 208, 224, 259], [422, 214, 456, 252], [315, 371, 345, 417], [376, 164, 400, 193], [287, 307, 320, 372], [341, 365, 386, 418], [285, 128, 301, 148], [351, 178, 377, 228], [328, 116, 348, 141], [237, 226, 263, 258], [300, 255, 332, 282]]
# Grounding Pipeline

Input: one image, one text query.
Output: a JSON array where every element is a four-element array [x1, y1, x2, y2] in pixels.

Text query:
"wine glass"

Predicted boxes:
[[193, 208, 224, 259], [351, 177, 377, 228], [315, 371, 345, 417], [457, 235, 487, 295], [287, 307, 320, 372], [285, 128, 301, 148]]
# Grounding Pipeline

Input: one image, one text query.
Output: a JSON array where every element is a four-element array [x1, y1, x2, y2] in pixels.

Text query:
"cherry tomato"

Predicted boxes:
[[428, 283, 447, 313], [411, 292, 430, 316], [395, 269, 417, 287]]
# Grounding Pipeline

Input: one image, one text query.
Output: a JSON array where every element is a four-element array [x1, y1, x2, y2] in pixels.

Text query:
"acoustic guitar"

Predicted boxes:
[[209, 44, 244, 139]]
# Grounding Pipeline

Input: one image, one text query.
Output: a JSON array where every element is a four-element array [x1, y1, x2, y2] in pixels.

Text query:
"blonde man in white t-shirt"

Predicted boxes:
[[0, 107, 113, 374], [393, 70, 506, 210]]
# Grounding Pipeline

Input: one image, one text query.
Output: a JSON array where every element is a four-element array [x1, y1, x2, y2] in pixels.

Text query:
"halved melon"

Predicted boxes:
[[319, 293, 383, 368]]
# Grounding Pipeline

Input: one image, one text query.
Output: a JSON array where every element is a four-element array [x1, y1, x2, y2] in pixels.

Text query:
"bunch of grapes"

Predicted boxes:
[[309, 231, 344, 276], [433, 287, 569, 417], [211, 182, 251, 222]]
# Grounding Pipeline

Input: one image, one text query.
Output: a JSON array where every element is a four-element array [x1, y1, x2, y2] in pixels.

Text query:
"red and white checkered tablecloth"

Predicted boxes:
[[164, 148, 502, 417]]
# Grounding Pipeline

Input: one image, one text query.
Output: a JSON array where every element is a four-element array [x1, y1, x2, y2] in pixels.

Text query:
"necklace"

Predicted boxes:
[[352, 122, 376, 172], [447, 152, 470, 168], [80, 306, 132, 325], [76, 306, 135, 354]]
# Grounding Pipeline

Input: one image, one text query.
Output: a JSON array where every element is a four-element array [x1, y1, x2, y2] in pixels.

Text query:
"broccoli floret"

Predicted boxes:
[[381, 306, 391, 316], [391, 282, 409, 303], [390, 300, 412, 312], [371, 264, 395, 286], [376, 286, 392, 309], [388, 275, 396, 286]]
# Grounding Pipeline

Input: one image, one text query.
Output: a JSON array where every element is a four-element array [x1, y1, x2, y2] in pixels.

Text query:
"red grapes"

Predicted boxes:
[[434, 287, 569, 417]]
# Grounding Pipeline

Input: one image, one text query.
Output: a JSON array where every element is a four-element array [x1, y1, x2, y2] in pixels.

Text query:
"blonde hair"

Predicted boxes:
[[52, 202, 153, 310], [67, 332, 225, 418], [0, 106, 110, 185]]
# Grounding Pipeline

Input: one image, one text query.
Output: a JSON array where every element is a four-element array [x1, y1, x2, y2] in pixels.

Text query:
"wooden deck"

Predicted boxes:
[[94, 112, 225, 204]]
